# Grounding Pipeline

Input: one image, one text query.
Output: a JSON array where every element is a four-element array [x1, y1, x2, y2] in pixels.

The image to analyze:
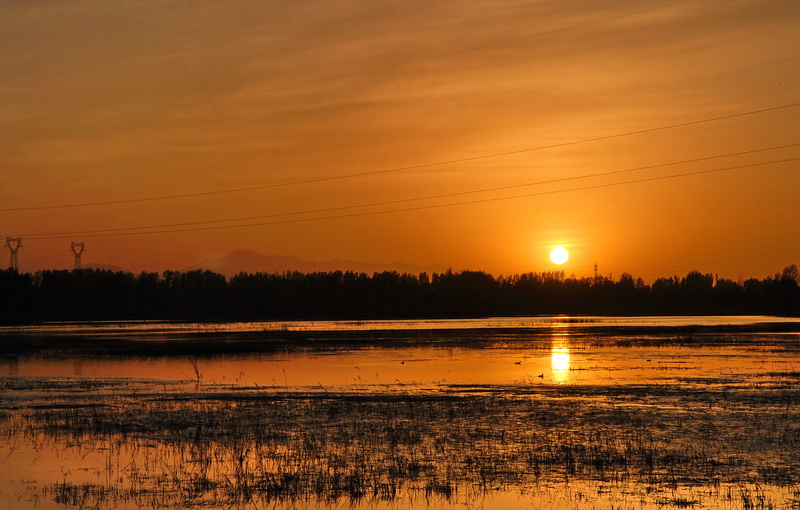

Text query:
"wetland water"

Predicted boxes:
[[1, 316, 799, 509]]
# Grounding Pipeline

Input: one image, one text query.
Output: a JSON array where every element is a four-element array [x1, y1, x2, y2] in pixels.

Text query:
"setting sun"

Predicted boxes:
[[550, 247, 569, 265]]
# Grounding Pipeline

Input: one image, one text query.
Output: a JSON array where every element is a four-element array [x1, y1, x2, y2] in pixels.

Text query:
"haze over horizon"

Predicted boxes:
[[2, 0, 798, 281], [10, 248, 796, 286]]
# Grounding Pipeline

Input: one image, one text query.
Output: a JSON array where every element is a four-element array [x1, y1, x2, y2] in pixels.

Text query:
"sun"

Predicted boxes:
[[549, 246, 569, 265]]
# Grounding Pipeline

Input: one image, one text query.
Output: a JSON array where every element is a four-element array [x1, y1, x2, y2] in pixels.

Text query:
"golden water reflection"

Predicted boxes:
[[551, 341, 570, 383]]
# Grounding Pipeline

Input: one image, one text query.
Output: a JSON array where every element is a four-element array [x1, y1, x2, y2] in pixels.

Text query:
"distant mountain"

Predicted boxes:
[[187, 249, 445, 278]]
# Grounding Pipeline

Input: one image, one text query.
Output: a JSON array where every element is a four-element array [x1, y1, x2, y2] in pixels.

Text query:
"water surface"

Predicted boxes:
[[1, 316, 799, 510]]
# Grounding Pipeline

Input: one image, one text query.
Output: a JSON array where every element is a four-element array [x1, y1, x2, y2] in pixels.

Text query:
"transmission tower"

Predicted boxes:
[[4, 237, 22, 271], [70, 242, 86, 270]]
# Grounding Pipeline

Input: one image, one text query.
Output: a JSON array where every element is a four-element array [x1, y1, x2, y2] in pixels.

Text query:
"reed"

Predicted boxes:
[[3, 377, 797, 509]]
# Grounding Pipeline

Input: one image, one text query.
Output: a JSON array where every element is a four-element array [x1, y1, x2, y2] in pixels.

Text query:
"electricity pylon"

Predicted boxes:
[[4, 237, 22, 271], [70, 242, 86, 270]]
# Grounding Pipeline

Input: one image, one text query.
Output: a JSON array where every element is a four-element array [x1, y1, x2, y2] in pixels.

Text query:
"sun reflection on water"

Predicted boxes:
[[551, 342, 571, 383]]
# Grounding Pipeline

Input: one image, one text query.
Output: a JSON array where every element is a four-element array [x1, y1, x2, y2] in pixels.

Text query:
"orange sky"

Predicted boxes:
[[1, 0, 798, 281]]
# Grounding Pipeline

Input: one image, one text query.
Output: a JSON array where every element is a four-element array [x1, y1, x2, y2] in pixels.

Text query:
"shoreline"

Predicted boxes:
[[1, 316, 799, 357]]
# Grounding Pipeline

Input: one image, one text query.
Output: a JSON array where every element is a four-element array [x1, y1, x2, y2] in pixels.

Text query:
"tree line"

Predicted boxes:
[[0, 265, 798, 323]]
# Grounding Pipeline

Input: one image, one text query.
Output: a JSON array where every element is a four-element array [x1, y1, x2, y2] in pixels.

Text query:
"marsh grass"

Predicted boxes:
[[3, 327, 799, 508], [3, 376, 799, 509]]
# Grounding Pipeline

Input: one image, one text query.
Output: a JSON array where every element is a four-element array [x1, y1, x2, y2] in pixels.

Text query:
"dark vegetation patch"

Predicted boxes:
[[2, 265, 798, 323], [3, 379, 799, 508]]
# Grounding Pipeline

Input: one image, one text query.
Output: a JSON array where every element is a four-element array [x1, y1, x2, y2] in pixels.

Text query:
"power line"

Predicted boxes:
[[13, 156, 799, 240], [0, 0, 693, 140], [3, 102, 798, 213], [11, 143, 800, 238]]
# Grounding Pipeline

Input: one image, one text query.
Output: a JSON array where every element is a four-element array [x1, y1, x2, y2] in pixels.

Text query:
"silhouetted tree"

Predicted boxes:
[[713, 277, 745, 313], [0, 269, 35, 322], [0, 265, 797, 323], [681, 271, 714, 314]]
